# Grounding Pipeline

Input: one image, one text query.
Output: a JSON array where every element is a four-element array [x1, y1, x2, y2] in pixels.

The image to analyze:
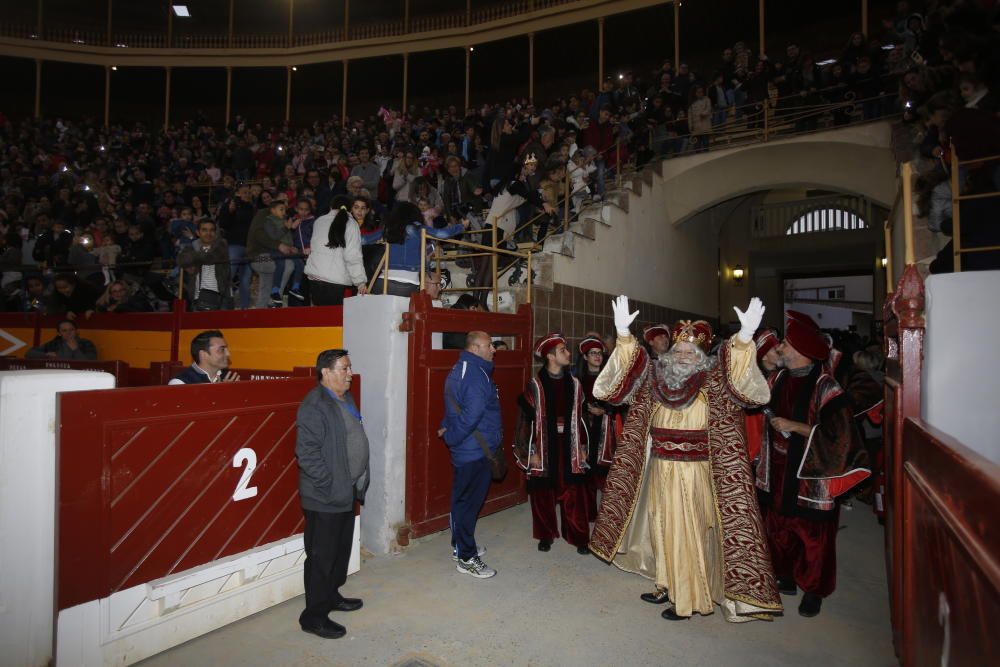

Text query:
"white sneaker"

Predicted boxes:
[[456, 555, 496, 578], [452, 545, 487, 561]]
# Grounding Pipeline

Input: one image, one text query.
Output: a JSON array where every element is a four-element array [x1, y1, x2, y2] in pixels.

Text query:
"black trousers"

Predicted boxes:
[[300, 508, 355, 626], [309, 279, 352, 306]]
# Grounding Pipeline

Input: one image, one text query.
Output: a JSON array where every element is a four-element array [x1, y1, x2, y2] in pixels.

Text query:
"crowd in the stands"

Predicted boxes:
[[3, 2, 979, 315], [887, 0, 1000, 273]]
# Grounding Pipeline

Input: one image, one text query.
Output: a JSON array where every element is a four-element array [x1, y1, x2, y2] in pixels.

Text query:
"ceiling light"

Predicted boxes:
[[172, 5, 191, 18]]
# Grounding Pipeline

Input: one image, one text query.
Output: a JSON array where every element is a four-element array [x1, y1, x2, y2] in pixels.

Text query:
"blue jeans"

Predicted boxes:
[[228, 244, 252, 309]]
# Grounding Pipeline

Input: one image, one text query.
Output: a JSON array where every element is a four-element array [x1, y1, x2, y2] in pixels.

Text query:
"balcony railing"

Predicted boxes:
[[0, 0, 579, 49]]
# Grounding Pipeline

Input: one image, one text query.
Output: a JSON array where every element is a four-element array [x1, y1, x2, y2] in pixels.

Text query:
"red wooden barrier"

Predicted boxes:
[[882, 265, 925, 663], [56, 374, 360, 611], [0, 357, 132, 386], [901, 418, 999, 667], [149, 361, 315, 385], [402, 293, 532, 537]]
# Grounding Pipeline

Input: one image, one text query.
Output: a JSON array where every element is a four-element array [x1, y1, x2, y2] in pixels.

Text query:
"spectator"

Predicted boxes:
[[687, 85, 712, 152], [350, 147, 380, 194], [247, 199, 298, 308], [177, 220, 232, 311], [32, 219, 73, 268], [168, 329, 239, 384], [49, 272, 99, 319], [295, 348, 370, 639], [439, 331, 501, 579], [374, 202, 468, 297], [93, 234, 122, 285], [26, 319, 98, 360], [95, 279, 152, 313], [304, 201, 368, 306], [218, 184, 256, 310]]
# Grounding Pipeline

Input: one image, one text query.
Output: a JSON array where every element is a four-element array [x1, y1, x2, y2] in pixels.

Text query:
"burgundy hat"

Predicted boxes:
[[642, 324, 670, 344], [784, 311, 829, 361], [754, 328, 780, 363], [579, 337, 607, 355], [671, 319, 713, 353], [534, 333, 566, 359]]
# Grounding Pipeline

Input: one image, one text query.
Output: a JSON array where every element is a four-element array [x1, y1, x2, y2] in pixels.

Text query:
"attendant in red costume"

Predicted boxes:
[[575, 337, 620, 517], [514, 334, 592, 554], [756, 311, 870, 618], [744, 328, 781, 463]]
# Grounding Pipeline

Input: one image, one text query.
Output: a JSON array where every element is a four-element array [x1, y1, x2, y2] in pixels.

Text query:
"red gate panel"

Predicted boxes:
[[901, 418, 999, 667], [57, 375, 360, 611], [404, 293, 532, 537]]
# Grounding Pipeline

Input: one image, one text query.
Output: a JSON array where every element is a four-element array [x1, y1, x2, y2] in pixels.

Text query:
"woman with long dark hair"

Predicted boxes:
[[372, 201, 467, 297], [304, 195, 369, 306]]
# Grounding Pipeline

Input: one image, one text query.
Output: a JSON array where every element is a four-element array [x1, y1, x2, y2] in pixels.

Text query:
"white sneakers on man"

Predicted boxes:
[[456, 555, 496, 579]]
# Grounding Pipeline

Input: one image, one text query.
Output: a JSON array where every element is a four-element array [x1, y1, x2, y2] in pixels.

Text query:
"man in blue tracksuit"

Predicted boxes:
[[440, 330, 502, 579]]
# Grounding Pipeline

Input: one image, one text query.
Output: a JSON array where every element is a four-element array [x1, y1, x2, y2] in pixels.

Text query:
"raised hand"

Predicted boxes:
[[734, 297, 766, 342], [611, 295, 639, 336]]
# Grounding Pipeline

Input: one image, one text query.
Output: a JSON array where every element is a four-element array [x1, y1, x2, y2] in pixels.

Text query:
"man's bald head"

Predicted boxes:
[[465, 331, 495, 362]]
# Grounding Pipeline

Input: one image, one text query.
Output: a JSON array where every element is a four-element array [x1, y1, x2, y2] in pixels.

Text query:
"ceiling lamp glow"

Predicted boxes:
[[172, 5, 191, 18]]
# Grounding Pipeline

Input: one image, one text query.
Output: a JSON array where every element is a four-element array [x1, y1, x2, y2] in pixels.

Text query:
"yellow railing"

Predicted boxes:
[[949, 149, 1000, 272], [364, 228, 533, 312]]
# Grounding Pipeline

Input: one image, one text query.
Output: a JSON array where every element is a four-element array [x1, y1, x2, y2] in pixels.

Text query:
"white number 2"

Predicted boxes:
[[232, 448, 259, 501]]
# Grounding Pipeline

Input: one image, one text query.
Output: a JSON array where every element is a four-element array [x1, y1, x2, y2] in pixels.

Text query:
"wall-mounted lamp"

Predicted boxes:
[[732, 264, 745, 285], [880, 257, 888, 268]]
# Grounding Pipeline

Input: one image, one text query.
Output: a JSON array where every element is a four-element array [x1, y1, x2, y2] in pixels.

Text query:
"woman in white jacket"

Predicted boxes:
[[305, 200, 369, 305]]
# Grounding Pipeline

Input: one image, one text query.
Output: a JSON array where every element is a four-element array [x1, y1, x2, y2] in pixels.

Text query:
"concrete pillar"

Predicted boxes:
[[225, 66, 232, 125], [464, 47, 471, 110], [402, 52, 409, 112], [597, 17, 604, 89], [673, 1, 680, 69], [528, 32, 534, 102], [164, 67, 171, 131], [759, 0, 765, 58], [34, 59, 42, 119], [104, 66, 111, 128], [285, 66, 292, 123], [342, 60, 349, 127]]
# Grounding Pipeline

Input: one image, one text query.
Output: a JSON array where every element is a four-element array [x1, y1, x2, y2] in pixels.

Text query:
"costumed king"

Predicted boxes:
[[589, 296, 782, 622]]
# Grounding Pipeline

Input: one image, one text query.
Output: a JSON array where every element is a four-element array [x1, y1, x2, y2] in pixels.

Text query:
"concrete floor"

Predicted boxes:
[[139, 502, 896, 667]]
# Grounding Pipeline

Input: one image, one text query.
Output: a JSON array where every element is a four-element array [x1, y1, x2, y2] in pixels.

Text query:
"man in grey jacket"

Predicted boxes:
[[176, 220, 232, 311], [295, 349, 370, 639]]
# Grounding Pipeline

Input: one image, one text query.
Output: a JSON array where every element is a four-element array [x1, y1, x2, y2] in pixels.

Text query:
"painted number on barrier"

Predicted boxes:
[[232, 448, 259, 501]]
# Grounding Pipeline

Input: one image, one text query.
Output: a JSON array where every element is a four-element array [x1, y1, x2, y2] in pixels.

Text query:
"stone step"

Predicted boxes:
[[542, 232, 575, 258], [569, 218, 596, 240]]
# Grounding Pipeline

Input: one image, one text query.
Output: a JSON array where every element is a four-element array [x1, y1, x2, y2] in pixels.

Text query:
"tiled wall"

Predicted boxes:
[[529, 282, 716, 360]]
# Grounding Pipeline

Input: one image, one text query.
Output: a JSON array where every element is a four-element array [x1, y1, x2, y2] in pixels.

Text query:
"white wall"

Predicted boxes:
[[922, 271, 1000, 464], [553, 123, 895, 323], [343, 294, 411, 554], [0, 370, 115, 667]]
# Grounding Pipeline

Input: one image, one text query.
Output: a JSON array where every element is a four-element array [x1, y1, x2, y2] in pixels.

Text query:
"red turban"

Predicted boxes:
[[579, 337, 607, 355], [670, 320, 713, 353], [642, 324, 670, 344], [534, 333, 566, 359], [754, 328, 780, 363], [784, 311, 829, 361]]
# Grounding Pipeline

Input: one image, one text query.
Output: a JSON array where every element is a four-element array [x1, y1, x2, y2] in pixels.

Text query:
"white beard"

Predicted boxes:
[[656, 350, 714, 390]]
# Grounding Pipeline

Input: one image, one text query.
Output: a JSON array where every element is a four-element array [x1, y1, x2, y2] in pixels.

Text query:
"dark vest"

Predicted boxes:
[[171, 364, 213, 384]]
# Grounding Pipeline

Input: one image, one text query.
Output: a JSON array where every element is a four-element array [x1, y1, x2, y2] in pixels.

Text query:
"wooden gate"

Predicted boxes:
[[56, 375, 359, 612], [403, 293, 532, 537]]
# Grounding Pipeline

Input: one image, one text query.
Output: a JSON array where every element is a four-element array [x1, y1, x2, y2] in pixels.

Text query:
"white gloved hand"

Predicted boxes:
[[612, 295, 639, 337], [734, 297, 765, 343]]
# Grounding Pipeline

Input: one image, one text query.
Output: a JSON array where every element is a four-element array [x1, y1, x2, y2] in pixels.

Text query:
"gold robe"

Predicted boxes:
[[589, 334, 782, 622]]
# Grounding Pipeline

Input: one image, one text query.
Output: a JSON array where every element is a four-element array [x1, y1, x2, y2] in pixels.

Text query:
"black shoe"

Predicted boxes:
[[331, 597, 363, 612], [301, 619, 346, 639], [777, 576, 797, 596], [661, 607, 690, 621], [640, 590, 670, 604], [576, 545, 590, 555], [798, 593, 823, 617], [538, 540, 552, 552]]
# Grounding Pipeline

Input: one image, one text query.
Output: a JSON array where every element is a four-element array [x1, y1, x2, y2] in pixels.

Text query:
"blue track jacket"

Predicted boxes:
[[441, 350, 503, 466]]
